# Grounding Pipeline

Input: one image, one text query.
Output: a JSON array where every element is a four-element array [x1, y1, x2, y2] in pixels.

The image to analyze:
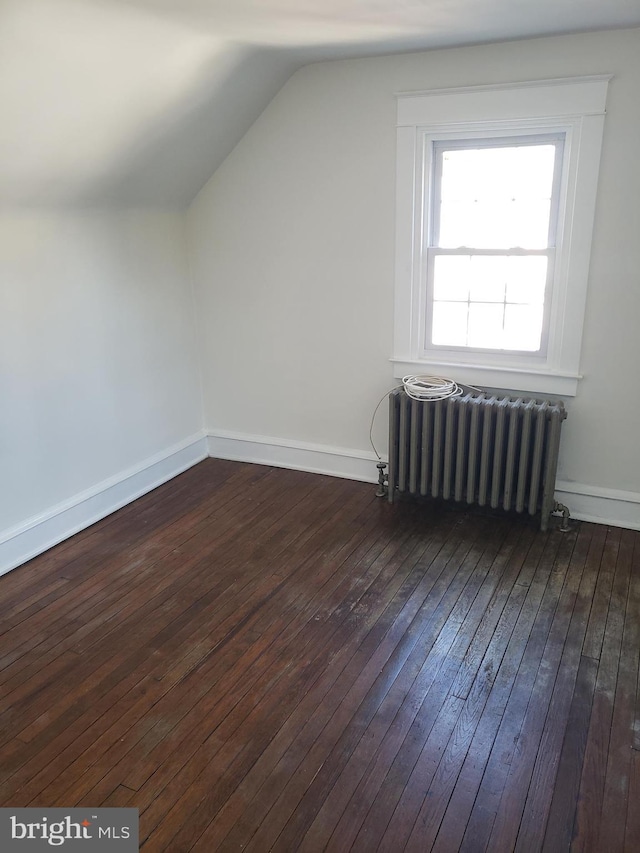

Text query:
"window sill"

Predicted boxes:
[[391, 358, 580, 397]]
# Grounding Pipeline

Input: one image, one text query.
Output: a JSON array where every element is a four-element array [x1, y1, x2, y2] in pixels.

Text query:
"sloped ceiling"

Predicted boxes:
[[2, 0, 640, 207], [120, 0, 640, 54], [0, 0, 298, 205]]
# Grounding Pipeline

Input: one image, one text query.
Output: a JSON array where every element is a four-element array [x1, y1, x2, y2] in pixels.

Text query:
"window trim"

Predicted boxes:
[[392, 76, 611, 397]]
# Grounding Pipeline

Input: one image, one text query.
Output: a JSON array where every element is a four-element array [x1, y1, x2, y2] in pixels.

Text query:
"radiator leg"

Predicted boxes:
[[553, 500, 571, 532], [376, 462, 388, 498]]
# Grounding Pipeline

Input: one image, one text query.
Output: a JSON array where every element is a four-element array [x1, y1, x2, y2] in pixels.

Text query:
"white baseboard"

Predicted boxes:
[[207, 429, 380, 484], [555, 481, 640, 531], [207, 429, 640, 531], [0, 432, 208, 578]]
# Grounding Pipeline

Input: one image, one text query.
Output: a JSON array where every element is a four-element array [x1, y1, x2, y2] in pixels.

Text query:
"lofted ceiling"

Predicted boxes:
[[2, 0, 639, 206], [118, 0, 640, 54]]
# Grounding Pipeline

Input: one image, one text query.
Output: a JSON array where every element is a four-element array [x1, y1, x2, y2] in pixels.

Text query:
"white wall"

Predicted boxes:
[[0, 209, 204, 571], [188, 28, 640, 527]]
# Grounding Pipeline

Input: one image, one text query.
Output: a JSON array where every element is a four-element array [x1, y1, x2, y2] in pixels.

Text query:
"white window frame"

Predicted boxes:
[[393, 76, 611, 396]]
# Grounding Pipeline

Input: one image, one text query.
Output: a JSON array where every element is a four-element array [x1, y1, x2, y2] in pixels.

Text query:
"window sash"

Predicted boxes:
[[430, 134, 565, 248], [424, 247, 556, 357], [424, 134, 564, 357]]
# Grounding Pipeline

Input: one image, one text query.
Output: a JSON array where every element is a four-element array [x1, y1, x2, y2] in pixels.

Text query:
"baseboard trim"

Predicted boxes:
[[207, 429, 380, 484], [207, 429, 640, 531], [555, 481, 640, 531], [0, 432, 208, 577]]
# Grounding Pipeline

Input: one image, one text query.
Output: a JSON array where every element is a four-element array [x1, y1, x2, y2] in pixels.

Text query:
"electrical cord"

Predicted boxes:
[[369, 385, 402, 461], [402, 374, 464, 401], [369, 375, 484, 460]]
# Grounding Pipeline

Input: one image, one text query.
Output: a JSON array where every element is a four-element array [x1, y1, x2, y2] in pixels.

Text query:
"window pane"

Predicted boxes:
[[467, 303, 504, 349], [505, 256, 547, 304], [440, 145, 556, 201], [468, 256, 507, 303], [430, 253, 547, 351], [503, 303, 544, 351], [433, 255, 471, 301], [508, 200, 552, 249], [438, 143, 556, 249], [432, 302, 468, 346]]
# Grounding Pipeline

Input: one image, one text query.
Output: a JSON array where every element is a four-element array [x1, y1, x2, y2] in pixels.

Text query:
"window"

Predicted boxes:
[[393, 77, 610, 396], [429, 135, 562, 353]]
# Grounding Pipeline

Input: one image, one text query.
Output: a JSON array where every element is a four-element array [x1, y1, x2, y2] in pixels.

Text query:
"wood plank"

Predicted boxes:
[[143, 514, 476, 851], [433, 525, 580, 853], [0, 461, 637, 853], [269, 521, 520, 853], [541, 654, 598, 852], [0, 473, 348, 766], [60, 507, 403, 810], [292, 521, 530, 853], [460, 522, 605, 852], [571, 527, 631, 852], [404, 529, 576, 851], [2, 476, 372, 803], [0, 463, 281, 681], [366, 531, 541, 852], [486, 526, 615, 853], [625, 749, 640, 852], [532, 529, 638, 853], [516, 530, 628, 851]]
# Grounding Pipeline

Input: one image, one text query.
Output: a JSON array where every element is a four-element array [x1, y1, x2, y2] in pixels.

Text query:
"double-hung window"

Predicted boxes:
[[429, 134, 562, 353], [393, 77, 610, 396]]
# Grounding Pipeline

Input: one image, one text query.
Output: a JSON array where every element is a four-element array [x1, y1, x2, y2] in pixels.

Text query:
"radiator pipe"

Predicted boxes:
[[376, 462, 388, 498], [553, 500, 571, 532]]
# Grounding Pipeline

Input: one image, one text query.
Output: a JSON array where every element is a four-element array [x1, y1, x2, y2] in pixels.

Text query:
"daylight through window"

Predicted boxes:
[[428, 136, 563, 354]]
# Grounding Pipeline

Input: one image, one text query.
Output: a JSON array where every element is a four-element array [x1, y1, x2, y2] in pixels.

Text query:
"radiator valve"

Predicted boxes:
[[553, 500, 571, 532], [376, 462, 388, 498]]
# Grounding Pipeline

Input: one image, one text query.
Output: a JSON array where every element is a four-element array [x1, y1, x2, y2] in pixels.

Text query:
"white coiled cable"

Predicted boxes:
[[401, 375, 464, 401]]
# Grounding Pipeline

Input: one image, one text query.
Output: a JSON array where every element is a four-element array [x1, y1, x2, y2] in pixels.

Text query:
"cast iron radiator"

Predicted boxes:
[[387, 388, 568, 531]]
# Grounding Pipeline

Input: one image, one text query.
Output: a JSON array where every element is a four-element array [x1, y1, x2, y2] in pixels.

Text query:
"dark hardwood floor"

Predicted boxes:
[[0, 459, 638, 851]]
